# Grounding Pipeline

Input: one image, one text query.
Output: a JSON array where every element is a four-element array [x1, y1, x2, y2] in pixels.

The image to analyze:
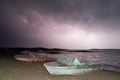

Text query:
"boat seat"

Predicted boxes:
[[57, 55, 84, 66]]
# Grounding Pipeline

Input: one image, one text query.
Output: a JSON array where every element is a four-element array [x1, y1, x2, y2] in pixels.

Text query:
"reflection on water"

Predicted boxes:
[[48, 50, 120, 72]]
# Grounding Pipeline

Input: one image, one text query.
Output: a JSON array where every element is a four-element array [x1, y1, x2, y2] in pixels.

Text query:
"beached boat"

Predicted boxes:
[[44, 55, 103, 75], [14, 52, 54, 62]]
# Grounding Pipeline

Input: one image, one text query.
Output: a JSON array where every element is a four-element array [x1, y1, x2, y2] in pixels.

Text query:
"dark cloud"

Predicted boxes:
[[0, 0, 120, 48]]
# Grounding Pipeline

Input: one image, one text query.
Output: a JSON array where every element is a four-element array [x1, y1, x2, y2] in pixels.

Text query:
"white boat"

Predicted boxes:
[[44, 55, 102, 75]]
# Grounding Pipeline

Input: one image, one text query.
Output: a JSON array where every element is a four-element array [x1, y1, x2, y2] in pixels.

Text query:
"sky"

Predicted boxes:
[[0, 0, 120, 49]]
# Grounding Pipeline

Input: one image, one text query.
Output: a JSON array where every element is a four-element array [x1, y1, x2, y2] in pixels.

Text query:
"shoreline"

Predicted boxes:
[[0, 58, 120, 80]]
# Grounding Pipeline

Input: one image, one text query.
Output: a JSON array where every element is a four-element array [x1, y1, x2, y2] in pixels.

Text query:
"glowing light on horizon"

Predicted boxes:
[[9, 9, 104, 49]]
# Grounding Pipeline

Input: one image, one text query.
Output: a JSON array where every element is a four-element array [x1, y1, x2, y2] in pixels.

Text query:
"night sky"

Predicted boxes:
[[0, 0, 120, 49]]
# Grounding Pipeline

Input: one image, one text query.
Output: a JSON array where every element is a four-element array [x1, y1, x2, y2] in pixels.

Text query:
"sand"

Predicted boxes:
[[0, 58, 120, 80]]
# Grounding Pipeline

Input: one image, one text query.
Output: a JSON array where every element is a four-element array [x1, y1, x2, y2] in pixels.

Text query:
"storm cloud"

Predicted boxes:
[[0, 0, 120, 49]]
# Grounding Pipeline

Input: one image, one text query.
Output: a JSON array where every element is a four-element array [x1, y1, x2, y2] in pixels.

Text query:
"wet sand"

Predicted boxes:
[[0, 58, 120, 80]]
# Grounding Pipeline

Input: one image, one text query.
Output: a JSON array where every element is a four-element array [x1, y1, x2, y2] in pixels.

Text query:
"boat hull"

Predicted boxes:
[[44, 62, 99, 75], [15, 55, 54, 62]]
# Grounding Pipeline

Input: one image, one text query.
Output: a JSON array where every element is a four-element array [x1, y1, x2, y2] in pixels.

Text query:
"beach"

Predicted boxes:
[[0, 58, 120, 80]]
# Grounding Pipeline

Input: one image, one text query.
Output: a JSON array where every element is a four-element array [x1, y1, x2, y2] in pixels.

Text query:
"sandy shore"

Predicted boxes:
[[0, 58, 120, 80]]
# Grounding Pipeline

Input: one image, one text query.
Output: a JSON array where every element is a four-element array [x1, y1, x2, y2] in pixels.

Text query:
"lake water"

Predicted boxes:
[[48, 50, 120, 72]]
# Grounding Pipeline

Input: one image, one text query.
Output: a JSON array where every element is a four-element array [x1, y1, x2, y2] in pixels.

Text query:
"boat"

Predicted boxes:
[[14, 52, 55, 62], [44, 55, 103, 75]]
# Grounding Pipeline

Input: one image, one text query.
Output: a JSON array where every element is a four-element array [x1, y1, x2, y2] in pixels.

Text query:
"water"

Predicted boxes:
[[48, 50, 120, 72]]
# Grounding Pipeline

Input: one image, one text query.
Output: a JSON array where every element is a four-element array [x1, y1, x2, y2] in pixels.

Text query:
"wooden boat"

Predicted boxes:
[[44, 55, 103, 75], [14, 52, 55, 62]]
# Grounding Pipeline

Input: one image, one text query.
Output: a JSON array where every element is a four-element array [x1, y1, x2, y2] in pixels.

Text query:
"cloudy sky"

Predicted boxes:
[[0, 0, 120, 49]]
